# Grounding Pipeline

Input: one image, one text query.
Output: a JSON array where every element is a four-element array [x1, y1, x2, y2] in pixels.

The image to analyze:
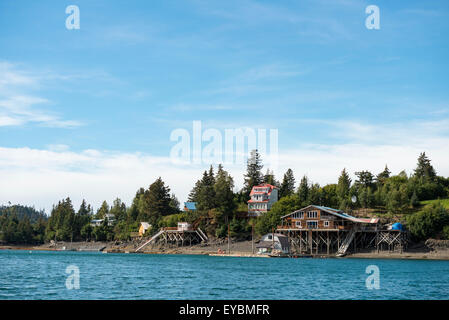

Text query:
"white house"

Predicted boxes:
[[247, 183, 278, 217], [90, 213, 115, 227]]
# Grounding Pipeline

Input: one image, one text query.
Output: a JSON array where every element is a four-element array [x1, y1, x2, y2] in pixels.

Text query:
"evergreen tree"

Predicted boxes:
[[410, 191, 419, 208], [376, 165, 391, 185], [197, 166, 217, 211], [355, 170, 374, 188], [414, 152, 437, 181], [169, 194, 180, 213], [263, 169, 278, 186], [128, 188, 145, 223], [45, 198, 76, 241], [308, 183, 323, 205], [337, 168, 352, 209], [142, 177, 173, 225], [243, 149, 263, 199], [78, 199, 90, 216], [279, 168, 295, 199], [188, 179, 202, 202], [96, 201, 109, 219], [297, 175, 310, 205], [110, 198, 127, 221], [214, 164, 236, 223]]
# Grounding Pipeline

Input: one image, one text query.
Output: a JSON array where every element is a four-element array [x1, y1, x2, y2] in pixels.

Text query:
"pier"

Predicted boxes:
[[135, 222, 208, 252]]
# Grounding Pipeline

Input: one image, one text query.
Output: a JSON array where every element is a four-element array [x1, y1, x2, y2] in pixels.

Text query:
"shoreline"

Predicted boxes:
[[2, 241, 449, 261]]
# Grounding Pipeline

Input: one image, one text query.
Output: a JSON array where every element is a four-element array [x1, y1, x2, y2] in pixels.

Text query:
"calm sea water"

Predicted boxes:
[[0, 250, 448, 300]]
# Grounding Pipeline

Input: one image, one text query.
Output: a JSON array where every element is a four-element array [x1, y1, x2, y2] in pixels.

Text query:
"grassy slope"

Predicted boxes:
[[420, 199, 449, 210]]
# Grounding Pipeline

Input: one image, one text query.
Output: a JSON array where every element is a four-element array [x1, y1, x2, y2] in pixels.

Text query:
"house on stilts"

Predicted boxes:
[[276, 205, 407, 256], [135, 221, 208, 252]]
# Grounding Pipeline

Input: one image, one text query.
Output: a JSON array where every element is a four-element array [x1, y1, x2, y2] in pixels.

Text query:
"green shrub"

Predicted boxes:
[[406, 202, 449, 241], [442, 225, 449, 240]]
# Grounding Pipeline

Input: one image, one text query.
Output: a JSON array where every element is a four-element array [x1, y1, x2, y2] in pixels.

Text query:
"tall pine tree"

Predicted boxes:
[[243, 149, 263, 199], [279, 168, 295, 198]]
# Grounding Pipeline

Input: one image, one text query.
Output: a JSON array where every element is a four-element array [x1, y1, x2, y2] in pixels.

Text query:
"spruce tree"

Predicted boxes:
[[197, 166, 217, 211], [214, 164, 236, 222], [337, 168, 351, 209], [279, 168, 295, 198], [297, 175, 310, 205], [376, 165, 391, 185], [263, 169, 278, 186], [243, 149, 263, 199], [142, 177, 172, 225], [414, 152, 437, 181]]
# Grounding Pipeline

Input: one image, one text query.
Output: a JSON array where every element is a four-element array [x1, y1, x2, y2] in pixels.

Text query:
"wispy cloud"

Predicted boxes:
[[236, 63, 304, 82], [0, 62, 84, 128]]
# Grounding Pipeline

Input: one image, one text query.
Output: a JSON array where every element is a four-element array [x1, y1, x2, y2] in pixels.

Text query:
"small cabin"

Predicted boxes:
[[177, 222, 192, 231], [139, 222, 152, 236], [278, 205, 379, 231], [256, 233, 290, 254]]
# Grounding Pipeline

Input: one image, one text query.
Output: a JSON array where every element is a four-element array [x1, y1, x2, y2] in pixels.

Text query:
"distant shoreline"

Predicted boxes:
[[2, 241, 449, 261]]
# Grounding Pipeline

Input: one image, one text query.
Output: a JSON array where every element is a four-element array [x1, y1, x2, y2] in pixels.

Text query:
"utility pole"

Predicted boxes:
[[228, 223, 231, 254], [251, 224, 254, 254]]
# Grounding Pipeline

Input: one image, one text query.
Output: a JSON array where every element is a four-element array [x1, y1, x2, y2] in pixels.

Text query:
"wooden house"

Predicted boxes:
[[278, 205, 379, 231], [277, 205, 382, 256]]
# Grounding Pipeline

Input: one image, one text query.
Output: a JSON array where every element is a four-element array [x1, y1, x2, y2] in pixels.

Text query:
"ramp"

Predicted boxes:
[[336, 229, 356, 256], [196, 227, 208, 242], [135, 229, 164, 252]]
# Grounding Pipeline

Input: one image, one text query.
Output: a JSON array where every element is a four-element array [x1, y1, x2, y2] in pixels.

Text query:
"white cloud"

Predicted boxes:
[[1, 124, 448, 214], [0, 62, 83, 128]]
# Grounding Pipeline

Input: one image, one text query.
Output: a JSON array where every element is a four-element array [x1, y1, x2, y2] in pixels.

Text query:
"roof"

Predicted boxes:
[[281, 205, 379, 224], [140, 222, 151, 229], [184, 202, 197, 210], [249, 183, 277, 197], [257, 233, 290, 249]]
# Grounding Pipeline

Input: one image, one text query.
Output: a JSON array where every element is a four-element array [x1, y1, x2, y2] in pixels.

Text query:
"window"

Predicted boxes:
[[292, 211, 304, 219], [324, 221, 330, 227], [307, 211, 318, 218], [295, 221, 302, 228], [307, 221, 318, 229]]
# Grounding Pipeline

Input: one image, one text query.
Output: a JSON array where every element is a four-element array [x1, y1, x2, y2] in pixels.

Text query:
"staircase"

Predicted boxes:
[[336, 229, 356, 257], [135, 229, 164, 252], [196, 227, 208, 242]]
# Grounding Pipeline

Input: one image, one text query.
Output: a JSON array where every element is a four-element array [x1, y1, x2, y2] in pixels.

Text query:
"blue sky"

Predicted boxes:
[[1, 0, 449, 212]]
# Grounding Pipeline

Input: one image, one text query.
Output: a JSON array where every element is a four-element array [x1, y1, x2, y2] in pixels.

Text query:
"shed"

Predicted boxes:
[[139, 222, 152, 236], [256, 233, 290, 254]]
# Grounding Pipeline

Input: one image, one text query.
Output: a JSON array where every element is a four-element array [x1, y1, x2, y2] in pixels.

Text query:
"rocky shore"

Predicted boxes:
[[2, 238, 449, 260]]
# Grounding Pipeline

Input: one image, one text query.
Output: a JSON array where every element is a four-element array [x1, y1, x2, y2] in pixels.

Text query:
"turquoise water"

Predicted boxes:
[[0, 250, 448, 299]]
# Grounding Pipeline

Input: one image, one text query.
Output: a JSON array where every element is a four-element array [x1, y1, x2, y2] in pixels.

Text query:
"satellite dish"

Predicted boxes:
[[351, 196, 357, 203]]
